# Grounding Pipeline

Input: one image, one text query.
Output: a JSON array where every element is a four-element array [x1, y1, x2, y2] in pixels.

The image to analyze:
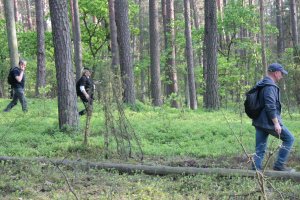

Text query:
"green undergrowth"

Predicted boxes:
[[1, 98, 300, 199], [1, 98, 299, 161]]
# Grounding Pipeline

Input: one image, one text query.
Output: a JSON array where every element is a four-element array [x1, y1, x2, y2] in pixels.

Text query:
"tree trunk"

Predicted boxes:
[[70, 0, 83, 82], [184, 0, 197, 110], [49, 0, 79, 129], [35, 0, 46, 96], [259, 0, 267, 74], [13, 0, 19, 22], [2, 156, 300, 182], [275, 0, 284, 59], [204, 0, 219, 110], [25, 0, 33, 30], [191, 0, 203, 67], [139, 0, 146, 103], [164, 0, 179, 108], [115, 0, 136, 105], [108, 0, 119, 74], [290, 0, 299, 47], [149, 0, 162, 106], [4, 0, 19, 68]]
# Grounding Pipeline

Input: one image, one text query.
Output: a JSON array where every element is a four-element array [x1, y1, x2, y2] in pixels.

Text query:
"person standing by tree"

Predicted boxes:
[[4, 59, 28, 113], [76, 68, 94, 116], [252, 63, 295, 172]]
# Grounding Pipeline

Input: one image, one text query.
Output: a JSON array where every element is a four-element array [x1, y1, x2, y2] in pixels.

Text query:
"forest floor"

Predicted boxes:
[[0, 98, 300, 199]]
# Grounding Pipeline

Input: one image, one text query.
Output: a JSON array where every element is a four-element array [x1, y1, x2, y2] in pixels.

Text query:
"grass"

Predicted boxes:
[[0, 98, 300, 199]]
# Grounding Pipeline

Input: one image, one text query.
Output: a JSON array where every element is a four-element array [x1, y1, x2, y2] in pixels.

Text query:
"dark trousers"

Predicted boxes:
[[79, 95, 93, 116], [4, 87, 27, 112]]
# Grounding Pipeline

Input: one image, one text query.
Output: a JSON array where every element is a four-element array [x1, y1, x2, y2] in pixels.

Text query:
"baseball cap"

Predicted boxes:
[[268, 63, 288, 75]]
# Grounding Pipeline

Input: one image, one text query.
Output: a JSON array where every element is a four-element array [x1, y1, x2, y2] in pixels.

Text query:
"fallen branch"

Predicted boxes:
[[1, 156, 300, 182]]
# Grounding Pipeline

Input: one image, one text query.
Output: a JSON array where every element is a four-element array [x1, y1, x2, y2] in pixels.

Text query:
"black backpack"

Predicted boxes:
[[7, 67, 18, 85], [244, 86, 265, 119]]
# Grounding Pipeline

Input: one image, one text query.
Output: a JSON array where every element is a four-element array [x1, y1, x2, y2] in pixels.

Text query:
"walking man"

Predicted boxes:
[[4, 60, 28, 112], [76, 68, 94, 116], [252, 63, 295, 171]]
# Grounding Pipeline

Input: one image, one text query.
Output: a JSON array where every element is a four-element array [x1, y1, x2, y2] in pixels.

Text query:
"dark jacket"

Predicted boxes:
[[252, 76, 282, 130], [11, 67, 25, 89], [76, 75, 94, 99]]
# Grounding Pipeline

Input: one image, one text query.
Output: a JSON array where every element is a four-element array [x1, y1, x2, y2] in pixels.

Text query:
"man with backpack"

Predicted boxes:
[[3, 60, 28, 113], [251, 63, 295, 172], [76, 68, 94, 116]]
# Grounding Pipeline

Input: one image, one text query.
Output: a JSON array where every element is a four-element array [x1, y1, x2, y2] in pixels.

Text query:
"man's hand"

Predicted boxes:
[[274, 123, 282, 135]]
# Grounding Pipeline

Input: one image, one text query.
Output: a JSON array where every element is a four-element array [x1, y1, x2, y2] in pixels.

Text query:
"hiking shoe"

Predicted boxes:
[[3, 109, 9, 112], [273, 166, 296, 172]]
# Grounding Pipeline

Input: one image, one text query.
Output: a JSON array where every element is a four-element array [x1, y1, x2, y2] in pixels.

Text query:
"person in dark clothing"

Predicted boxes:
[[252, 63, 295, 172], [76, 68, 94, 116], [4, 60, 28, 112]]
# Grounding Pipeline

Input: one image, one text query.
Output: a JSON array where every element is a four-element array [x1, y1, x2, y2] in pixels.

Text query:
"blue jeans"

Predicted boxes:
[[4, 87, 27, 112], [253, 126, 294, 170]]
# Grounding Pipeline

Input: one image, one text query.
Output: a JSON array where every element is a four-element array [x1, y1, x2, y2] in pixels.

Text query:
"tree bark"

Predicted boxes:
[[1, 156, 300, 182], [115, 0, 136, 105], [149, 0, 162, 106], [259, 0, 267, 74], [49, 0, 79, 129], [184, 0, 197, 110], [139, 0, 146, 103], [204, 0, 219, 110], [290, 0, 299, 47], [4, 0, 19, 68], [25, 0, 33, 30], [35, 0, 46, 96], [108, 0, 119, 74], [70, 0, 83, 82], [13, 0, 19, 22], [164, 0, 179, 108], [275, 0, 284, 59]]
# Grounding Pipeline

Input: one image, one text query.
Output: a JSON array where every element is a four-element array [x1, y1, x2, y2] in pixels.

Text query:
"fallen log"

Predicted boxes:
[[0, 156, 299, 182]]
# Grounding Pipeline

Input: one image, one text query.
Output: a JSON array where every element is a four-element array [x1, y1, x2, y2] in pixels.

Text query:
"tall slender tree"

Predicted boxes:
[[276, 0, 284, 59], [35, 0, 46, 96], [25, 0, 32, 30], [49, 0, 79, 129], [164, 0, 179, 108], [184, 0, 197, 110], [139, 0, 146, 103], [108, 0, 119, 73], [13, 0, 19, 23], [4, 0, 19, 68], [204, 0, 219, 110], [259, 0, 267, 74], [115, 0, 136, 105], [290, 0, 299, 47], [70, 0, 83, 81], [149, 0, 162, 106]]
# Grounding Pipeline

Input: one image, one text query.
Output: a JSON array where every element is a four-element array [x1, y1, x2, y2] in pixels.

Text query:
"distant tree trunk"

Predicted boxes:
[[25, 0, 32, 30], [191, 0, 202, 67], [4, 0, 19, 68], [49, 0, 79, 129], [139, 0, 146, 103], [290, 0, 299, 47], [204, 0, 219, 110], [149, 0, 162, 106], [70, 0, 83, 81], [259, 0, 267, 74], [13, 0, 19, 22], [164, 0, 179, 108], [276, 0, 284, 59], [184, 0, 197, 110], [43, 0, 49, 31], [35, 0, 46, 96], [115, 0, 136, 105], [108, 0, 119, 74]]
